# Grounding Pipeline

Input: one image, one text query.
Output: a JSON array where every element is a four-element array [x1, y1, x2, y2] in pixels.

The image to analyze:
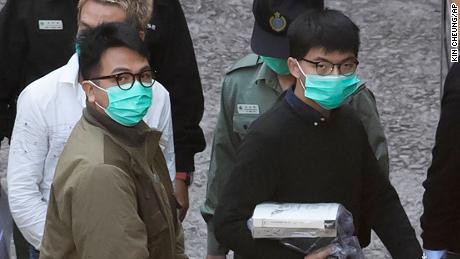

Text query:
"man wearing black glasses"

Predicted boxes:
[[203, 1, 389, 258], [214, 9, 422, 258], [6, 1, 176, 258], [40, 22, 186, 259]]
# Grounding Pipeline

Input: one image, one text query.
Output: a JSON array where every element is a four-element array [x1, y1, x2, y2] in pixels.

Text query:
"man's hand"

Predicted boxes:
[[304, 246, 335, 259], [175, 179, 189, 222]]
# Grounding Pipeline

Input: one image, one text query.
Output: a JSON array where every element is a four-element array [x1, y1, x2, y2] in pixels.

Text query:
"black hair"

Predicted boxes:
[[77, 22, 148, 80], [287, 9, 360, 59]]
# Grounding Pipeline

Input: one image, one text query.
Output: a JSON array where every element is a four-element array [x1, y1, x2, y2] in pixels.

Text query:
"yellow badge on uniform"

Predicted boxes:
[[269, 12, 287, 33]]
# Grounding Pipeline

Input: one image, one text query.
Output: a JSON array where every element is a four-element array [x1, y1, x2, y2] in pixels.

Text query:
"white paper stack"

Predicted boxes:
[[249, 203, 340, 238]]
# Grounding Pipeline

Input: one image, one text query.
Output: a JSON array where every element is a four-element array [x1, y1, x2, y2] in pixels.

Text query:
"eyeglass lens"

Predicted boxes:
[[316, 61, 357, 76], [116, 71, 155, 90]]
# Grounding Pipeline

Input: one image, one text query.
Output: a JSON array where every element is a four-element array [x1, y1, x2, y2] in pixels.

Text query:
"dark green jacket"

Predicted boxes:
[[40, 106, 187, 259]]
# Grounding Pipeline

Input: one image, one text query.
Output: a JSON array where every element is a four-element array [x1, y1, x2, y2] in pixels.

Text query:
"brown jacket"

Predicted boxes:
[[40, 106, 187, 259]]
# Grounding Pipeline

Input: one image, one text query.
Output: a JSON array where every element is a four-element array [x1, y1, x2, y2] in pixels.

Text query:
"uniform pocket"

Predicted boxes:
[[232, 114, 258, 137]]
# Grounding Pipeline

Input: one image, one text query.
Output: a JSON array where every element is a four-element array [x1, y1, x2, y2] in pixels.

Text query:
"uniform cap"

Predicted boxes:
[[251, 0, 324, 58]]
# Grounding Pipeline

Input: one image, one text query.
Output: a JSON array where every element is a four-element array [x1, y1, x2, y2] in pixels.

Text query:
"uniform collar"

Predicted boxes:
[[254, 61, 283, 94], [284, 87, 327, 126], [83, 103, 162, 148]]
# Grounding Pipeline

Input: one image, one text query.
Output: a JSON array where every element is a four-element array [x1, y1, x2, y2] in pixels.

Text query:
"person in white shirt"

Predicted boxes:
[[7, 0, 175, 254]]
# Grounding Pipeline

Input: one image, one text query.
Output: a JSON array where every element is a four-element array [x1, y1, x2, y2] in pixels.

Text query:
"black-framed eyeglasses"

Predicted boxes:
[[299, 58, 359, 76], [87, 69, 156, 90]]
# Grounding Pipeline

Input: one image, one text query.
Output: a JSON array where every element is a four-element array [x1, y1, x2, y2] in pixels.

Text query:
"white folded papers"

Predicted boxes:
[[248, 203, 340, 238]]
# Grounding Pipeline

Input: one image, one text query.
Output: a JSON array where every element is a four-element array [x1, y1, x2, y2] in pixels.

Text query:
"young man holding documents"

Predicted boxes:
[[214, 9, 422, 259]]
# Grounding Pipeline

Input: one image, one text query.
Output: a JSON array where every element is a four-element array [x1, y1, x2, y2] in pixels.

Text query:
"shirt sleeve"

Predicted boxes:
[[213, 129, 304, 259], [359, 131, 423, 258], [146, 0, 205, 172], [204, 76, 240, 215], [158, 89, 176, 181], [421, 63, 460, 250], [71, 164, 149, 259], [7, 88, 49, 249], [0, 0, 29, 140], [347, 85, 390, 178]]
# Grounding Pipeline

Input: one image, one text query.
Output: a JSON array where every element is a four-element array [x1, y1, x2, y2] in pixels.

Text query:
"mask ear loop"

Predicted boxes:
[[83, 80, 108, 110], [86, 80, 108, 93], [295, 60, 308, 91], [93, 99, 107, 111]]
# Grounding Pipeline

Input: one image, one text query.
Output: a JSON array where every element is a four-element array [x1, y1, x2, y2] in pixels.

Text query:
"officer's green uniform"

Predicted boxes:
[[201, 54, 390, 255]]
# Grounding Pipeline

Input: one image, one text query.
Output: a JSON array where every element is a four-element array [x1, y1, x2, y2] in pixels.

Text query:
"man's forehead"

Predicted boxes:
[[79, 1, 126, 29], [99, 47, 149, 72], [305, 47, 356, 62]]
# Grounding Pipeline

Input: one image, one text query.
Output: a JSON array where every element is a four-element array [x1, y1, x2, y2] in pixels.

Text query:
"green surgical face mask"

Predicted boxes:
[[260, 56, 290, 75], [295, 60, 360, 110], [89, 81, 153, 126]]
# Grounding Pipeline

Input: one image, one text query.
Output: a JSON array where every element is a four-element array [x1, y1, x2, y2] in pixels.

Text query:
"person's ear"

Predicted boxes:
[[138, 30, 145, 41], [288, 57, 302, 80], [82, 81, 96, 103]]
